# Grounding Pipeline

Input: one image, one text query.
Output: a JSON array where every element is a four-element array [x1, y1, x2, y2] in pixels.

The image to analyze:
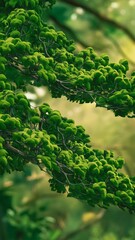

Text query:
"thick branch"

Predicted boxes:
[[107, 36, 135, 65], [59, 0, 135, 42]]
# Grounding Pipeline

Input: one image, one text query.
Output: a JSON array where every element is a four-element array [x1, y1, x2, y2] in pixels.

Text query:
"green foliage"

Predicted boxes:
[[1, 0, 56, 9], [1, 170, 135, 240], [0, 0, 135, 213]]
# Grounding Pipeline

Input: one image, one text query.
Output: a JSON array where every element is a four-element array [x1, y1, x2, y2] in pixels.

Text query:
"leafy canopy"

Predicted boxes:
[[0, 0, 135, 213]]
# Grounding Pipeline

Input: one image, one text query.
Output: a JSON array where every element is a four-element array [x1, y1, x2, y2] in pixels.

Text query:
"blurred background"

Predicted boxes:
[[1, 0, 135, 239]]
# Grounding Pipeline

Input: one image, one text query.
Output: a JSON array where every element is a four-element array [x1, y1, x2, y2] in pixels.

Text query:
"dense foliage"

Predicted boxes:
[[0, 0, 135, 213]]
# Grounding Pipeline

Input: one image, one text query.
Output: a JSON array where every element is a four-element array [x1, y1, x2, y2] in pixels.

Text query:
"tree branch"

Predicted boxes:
[[107, 36, 135, 65], [59, 210, 105, 240], [5, 142, 26, 157], [59, 0, 135, 42]]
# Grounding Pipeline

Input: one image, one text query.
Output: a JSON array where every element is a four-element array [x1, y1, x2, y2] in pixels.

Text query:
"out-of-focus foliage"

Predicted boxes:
[[1, 166, 135, 240], [1, 0, 135, 212]]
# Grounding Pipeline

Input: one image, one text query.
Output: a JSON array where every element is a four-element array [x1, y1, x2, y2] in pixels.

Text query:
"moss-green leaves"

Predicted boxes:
[[3, 0, 56, 9]]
